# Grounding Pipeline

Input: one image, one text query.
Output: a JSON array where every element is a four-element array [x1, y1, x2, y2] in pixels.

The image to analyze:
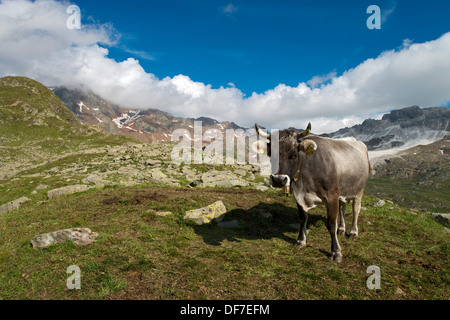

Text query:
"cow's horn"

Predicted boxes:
[[298, 122, 311, 139], [255, 123, 270, 139]]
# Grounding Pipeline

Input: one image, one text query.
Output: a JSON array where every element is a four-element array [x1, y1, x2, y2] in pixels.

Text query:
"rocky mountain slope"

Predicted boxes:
[[326, 105, 449, 150], [51, 86, 244, 143], [0, 76, 136, 180], [370, 133, 450, 180]]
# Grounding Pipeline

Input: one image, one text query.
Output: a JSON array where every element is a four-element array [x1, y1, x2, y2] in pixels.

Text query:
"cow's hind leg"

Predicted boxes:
[[295, 203, 308, 248], [349, 192, 363, 237], [326, 198, 342, 263], [338, 200, 346, 236]]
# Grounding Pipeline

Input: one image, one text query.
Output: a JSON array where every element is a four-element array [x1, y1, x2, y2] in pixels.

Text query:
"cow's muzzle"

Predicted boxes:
[[270, 174, 291, 195]]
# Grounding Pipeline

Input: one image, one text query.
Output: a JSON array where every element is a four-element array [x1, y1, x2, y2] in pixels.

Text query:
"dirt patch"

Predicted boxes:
[[137, 192, 168, 201], [101, 192, 168, 205], [398, 258, 440, 272], [101, 196, 120, 205]]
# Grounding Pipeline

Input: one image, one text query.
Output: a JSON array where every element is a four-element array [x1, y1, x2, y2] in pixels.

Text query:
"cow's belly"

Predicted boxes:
[[339, 195, 357, 203]]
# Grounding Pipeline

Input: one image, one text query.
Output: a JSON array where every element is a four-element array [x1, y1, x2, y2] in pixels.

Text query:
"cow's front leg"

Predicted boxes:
[[295, 203, 308, 248], [326, 199, 342, 263]]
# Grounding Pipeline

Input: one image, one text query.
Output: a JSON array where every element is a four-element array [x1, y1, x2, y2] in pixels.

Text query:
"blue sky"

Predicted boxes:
[[0, 0, 449, 132], [73, 0, 450, 96]]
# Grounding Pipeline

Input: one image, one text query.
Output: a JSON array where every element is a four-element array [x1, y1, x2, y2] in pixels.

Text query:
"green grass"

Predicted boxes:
[[366, 176, 450, 212], [0, 185, 448, 300]]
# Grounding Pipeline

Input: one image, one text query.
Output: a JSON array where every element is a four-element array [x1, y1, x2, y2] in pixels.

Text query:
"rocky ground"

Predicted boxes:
[[0, 142, 272, 208]]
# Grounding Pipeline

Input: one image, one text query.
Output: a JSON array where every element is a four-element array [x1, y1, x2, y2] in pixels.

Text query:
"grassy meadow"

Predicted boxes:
[[0, 183, 448, 300]]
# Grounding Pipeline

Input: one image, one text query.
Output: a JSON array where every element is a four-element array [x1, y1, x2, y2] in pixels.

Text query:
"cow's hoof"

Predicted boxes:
[[337, 227, 346, 236], [329, 252, 343, 263], [295, 240, 307, 248], [348, 231, 358, 239]]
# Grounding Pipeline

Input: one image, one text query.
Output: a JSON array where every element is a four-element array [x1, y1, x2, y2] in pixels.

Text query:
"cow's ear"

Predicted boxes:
[[252, 140, 268, 155], [298, 139, 317, 156]]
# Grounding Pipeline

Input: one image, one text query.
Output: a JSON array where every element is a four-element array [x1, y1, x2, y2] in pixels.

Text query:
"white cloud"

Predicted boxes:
[[221, 3, 238, 15], [1, 0, 450, 135], [306, 71, 337, 88], [381, 1, 397, 24]]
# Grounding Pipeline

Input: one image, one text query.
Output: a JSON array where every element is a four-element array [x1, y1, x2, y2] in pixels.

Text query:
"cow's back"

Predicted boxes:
[[309, 136, 370, 197]]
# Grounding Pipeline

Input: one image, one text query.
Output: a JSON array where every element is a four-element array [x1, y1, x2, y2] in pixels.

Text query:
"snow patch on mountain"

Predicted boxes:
[[112, 110, 142, 129], [78, 101, 89, 113]]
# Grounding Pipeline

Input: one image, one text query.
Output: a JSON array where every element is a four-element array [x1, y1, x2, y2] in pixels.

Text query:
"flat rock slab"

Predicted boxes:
[[184, 200, 227, 225], [0, 197, 31, 214], [82, 174, 113, 187], [30, 228, 99, 250], [47, 185, 90, 199], [200, 170, 249, 188]]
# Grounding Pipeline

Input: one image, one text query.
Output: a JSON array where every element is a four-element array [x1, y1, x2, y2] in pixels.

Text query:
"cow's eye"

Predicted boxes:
[[288, 154, 298, 160]]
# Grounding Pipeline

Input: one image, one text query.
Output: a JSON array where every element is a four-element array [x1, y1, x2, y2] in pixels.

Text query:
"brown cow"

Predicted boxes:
[[255, 123, 370, 263]]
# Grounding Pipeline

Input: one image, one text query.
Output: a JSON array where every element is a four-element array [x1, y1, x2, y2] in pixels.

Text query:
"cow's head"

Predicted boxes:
[[254, 122, 316, 194]]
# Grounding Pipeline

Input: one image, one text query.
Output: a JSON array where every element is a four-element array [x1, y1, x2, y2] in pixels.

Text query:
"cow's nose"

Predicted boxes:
[[270, 174, 289, 187]]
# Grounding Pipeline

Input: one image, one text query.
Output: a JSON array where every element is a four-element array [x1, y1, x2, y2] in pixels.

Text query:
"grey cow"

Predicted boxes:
[[255, 123, 370, 263]]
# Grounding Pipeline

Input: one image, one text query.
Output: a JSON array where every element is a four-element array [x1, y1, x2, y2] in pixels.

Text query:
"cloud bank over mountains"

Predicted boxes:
[[1, 0, 449, 133]]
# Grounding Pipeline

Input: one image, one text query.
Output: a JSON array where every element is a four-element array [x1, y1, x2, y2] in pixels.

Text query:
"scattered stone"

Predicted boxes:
[[82, 173, 112, 187], [47, 185, 90, 199], [148, 168, 180, 186], [217, 220, 240, 228], [233, 169, 247, 176], [254, 185, 269, 192], [395, 287, 406, 297], [184, 200, 227, 225], [145, 159, 162, 167], [35, 184, 48, 190], [246, 173, 255, 181], [181, 166, 199, 180], [373, 200, 386, 208], [155, 211, 172, 217], [431, 213, 450, 225], [30, 228, 98, 250], [200, 170, 249, 188], [31, 190, 37, 194], [0, 197, 31, 214]]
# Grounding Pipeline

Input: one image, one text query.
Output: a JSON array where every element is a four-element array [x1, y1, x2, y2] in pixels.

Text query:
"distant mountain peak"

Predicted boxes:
[[328, 106, 449, 150], [381, 105, 423, 122]]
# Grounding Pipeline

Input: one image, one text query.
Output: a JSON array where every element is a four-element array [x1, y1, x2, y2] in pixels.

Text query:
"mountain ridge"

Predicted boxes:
[[324, 105, 449, 150], [51, 86, 245, 143]]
